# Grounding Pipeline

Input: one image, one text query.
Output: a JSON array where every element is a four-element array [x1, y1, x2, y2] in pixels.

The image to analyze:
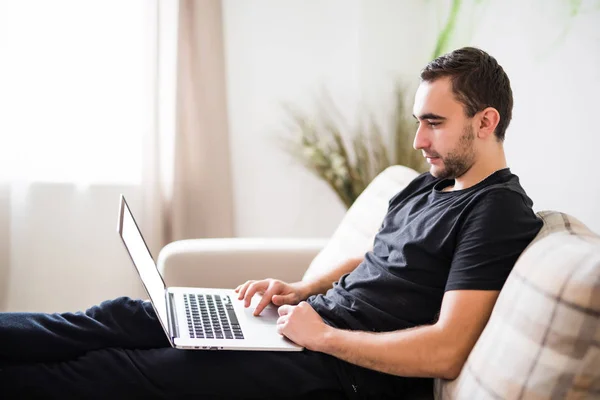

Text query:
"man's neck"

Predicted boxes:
[[452, 150, 507, 191]]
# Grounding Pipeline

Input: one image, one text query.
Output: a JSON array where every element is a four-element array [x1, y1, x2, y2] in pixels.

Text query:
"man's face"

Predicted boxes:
[[412, 77, 477, 180]]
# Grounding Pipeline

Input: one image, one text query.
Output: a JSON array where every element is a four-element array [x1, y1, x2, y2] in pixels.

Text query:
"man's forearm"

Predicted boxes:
[[302, 257, 363, 298], [318, 324, 462, 380]]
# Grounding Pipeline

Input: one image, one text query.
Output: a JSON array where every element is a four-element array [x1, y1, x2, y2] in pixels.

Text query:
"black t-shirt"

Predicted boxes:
[[307, 168, 543, 332]]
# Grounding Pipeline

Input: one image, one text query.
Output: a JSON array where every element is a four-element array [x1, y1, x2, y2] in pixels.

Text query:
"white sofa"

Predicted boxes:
[[157, 166, 600, 399]]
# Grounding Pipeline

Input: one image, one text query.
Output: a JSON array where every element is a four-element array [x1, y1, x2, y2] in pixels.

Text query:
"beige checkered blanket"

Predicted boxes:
[[436, 211, 600, 399]]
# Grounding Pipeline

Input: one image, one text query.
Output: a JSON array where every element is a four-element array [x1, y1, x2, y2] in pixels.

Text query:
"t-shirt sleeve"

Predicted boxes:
[[445, 189, 543, 292]]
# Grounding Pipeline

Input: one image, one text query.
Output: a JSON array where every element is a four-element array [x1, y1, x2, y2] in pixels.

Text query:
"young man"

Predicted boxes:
[[0, 47, 542, 399]]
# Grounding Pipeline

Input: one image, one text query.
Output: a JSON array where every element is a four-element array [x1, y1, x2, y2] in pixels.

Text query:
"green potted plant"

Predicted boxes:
[[280, 85, 427, 209]]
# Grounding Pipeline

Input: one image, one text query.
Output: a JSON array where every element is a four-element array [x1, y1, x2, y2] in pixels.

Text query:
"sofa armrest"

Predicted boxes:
[[157, 238, 329, 289]]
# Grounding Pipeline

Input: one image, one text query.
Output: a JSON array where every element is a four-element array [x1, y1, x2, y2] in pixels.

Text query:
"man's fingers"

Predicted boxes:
[[276, 315, 290, 336], [237, 281, 254, 300], [253, 290, 273, 316], [276, 314, 288, 326], [272, 293, 296, 306], [244, 281, 268, 307], [277, 304, 292, 316]]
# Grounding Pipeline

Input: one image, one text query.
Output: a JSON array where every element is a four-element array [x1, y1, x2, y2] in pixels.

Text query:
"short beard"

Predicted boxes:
[[433, 124, 476, 180]]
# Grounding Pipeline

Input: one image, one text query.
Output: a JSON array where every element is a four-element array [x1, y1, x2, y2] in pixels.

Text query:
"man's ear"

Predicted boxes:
[[477, 107, 500, 139]]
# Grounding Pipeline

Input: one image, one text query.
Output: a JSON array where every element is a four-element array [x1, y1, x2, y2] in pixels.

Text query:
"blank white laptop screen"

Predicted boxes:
[[118, 196, 169, 332]]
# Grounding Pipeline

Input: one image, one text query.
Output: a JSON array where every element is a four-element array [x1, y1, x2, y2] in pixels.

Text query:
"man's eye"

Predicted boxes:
[[415, 120, 441, 127]]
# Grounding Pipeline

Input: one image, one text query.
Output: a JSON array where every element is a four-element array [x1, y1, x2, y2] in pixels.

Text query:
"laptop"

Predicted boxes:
[[117, 194, 303, 351]]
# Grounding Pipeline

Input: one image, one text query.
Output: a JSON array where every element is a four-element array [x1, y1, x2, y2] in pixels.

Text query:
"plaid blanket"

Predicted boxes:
[[436, 211, 600, 399]]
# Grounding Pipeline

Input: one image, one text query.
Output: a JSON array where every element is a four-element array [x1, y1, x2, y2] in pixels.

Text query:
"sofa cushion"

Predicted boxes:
[[302, 165, 419, 282], [436, 211, 600, 399]]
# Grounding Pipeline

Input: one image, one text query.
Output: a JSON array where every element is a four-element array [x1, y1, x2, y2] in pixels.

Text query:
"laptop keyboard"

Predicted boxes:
[[183, 294, 244, 340]]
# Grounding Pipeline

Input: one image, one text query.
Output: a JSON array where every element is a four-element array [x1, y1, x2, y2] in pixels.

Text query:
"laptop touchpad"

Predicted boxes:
[[243, 295, 280, 323]]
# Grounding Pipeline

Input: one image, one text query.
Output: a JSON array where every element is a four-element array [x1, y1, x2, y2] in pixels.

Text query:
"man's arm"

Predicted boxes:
[[277, 289, 499, 380], [302, 256, 364, 297], [237, 256, 364, 315]]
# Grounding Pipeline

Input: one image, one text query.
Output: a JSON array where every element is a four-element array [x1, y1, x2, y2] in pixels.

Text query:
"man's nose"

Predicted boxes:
[[413, 124, 430, 150]]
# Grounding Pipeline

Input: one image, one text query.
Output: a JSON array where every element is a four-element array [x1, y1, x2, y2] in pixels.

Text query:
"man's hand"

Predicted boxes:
[[234, 279, 310, 316], [276, 302, 332, 351]]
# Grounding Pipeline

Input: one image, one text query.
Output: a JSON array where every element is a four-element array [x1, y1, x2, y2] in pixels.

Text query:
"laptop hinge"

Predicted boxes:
[[166, 291, 180, 340]]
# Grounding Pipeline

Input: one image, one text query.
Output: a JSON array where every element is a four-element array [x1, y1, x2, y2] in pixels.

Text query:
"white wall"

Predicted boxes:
[[222, 0, 361, 238], [473, 0, 600, 233], [223, 0, 600, 236]]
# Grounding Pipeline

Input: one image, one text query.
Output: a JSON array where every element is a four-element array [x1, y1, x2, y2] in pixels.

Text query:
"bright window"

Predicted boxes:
[[0, 0, 156, 184]]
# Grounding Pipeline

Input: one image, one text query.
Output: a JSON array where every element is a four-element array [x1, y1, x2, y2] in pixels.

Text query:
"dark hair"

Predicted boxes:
[[420, 47, 513, 141]]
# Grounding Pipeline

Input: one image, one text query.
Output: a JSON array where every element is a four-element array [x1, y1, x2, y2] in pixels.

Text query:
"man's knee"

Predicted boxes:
[[84, 296, 147, 319]]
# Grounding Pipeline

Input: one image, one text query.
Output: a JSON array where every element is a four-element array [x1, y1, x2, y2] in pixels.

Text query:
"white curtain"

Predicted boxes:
[[0, 0, 161, 312], [0, 0, 235, 313], [0, 184, 9, 309], [142, 0, 235, 258]]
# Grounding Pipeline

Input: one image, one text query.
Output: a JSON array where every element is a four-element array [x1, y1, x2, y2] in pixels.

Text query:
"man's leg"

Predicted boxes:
[[0, 297, 168, 364], [0, 297, 349, 398], [1, 346, 347, 399]]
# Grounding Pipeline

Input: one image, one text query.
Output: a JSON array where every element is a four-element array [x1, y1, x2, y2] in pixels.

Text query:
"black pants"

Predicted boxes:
[[0, 297, 416, 399]]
